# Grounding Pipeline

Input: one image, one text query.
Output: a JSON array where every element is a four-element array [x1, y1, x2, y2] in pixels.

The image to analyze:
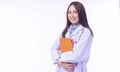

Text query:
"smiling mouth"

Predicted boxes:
[[70, 18, 76, 21]]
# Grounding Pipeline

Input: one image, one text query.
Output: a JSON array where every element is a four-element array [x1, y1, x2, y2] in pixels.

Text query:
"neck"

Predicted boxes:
[[72, 24, 76, 27], [72, 23, 80, 27]]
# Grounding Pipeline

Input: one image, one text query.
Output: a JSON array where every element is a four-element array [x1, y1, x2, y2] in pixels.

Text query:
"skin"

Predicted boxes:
[[68, 5, 79, 26], [57, 50, 74, 71], [57, 5, 79, 72], [57, 58, 74, 72]]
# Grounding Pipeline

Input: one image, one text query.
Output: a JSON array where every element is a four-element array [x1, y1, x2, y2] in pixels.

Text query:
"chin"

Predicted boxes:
[[70, 21, 79, 25], [71, 22, 78, 25]]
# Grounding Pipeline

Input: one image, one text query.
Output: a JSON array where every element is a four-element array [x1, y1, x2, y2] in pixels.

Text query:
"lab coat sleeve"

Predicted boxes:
[[51, 38, 60, 64], [59, 28, 93, 63]]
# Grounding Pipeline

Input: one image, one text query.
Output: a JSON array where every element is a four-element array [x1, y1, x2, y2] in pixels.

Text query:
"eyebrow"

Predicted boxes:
[[68, 10, 77, 12]]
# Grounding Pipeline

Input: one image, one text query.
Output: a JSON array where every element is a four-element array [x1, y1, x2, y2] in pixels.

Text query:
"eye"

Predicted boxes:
[[74, 10, 78, 13], [68, 11, 71, 14]]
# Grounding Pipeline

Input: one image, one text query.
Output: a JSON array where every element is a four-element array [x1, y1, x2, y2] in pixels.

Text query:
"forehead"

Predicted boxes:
[[68, 5, 76, 11]]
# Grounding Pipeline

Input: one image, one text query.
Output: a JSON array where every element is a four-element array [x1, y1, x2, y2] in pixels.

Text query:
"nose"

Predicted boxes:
[[69, 12, 75, 17]]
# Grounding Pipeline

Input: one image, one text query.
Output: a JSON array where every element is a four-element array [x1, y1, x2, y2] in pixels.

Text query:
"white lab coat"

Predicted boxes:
[[51, 24, 93, 72]]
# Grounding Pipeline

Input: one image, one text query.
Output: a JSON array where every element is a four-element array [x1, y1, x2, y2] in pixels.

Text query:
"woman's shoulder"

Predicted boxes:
[[83, 27, 91, 36]]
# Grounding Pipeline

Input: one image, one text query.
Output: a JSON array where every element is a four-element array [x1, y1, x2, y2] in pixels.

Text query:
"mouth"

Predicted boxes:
[[70, 18, 77, 21]]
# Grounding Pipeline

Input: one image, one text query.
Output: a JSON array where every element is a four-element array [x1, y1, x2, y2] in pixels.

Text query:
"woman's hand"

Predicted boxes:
[[57, 58, 74, 72], [60, 62, 74, 72]]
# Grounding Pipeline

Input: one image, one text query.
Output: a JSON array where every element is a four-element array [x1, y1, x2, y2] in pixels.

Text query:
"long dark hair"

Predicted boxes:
[[62, 1, 93, 38]]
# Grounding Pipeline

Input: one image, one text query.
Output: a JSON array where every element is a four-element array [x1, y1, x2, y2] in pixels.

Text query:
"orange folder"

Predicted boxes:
[[59, 38, 73, 53]]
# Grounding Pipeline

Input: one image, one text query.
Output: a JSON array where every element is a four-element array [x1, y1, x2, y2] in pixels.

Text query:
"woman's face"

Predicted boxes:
[[68, 5, 79, 25]]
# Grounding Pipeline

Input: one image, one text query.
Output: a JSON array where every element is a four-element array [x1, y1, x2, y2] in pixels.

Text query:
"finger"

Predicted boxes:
[[68, 64, 73, 67], [66, 68, 73, 72], [66, 62, 73, 64], [68, 67, 73, 69], [68, 66, 74, 70]]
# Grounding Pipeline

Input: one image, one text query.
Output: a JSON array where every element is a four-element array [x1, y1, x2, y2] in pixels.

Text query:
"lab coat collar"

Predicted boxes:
[[66, 24, 84, 37]]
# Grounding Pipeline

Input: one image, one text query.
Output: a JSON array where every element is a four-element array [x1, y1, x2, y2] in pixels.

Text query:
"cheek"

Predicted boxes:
[[67, 14, 78, 19], [67, 14, 71, 19], [75, 14, 79, 19], [67, 15, 71, 21], [76, 15, 79, 22], [76, 14, 79, 22]]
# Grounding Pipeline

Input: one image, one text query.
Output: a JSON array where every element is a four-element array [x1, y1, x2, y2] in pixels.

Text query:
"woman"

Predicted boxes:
[[51, 1, 93, 72]]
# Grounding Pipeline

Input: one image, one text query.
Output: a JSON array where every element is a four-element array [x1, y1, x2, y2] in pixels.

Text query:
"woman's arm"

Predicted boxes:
[[59, 28, 93, 63], [51, 38, 60, 64], [57, 58, 74, 72]]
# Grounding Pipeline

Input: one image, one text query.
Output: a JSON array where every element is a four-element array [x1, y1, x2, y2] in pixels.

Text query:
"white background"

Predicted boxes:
[[0, 0, 119, 72]]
